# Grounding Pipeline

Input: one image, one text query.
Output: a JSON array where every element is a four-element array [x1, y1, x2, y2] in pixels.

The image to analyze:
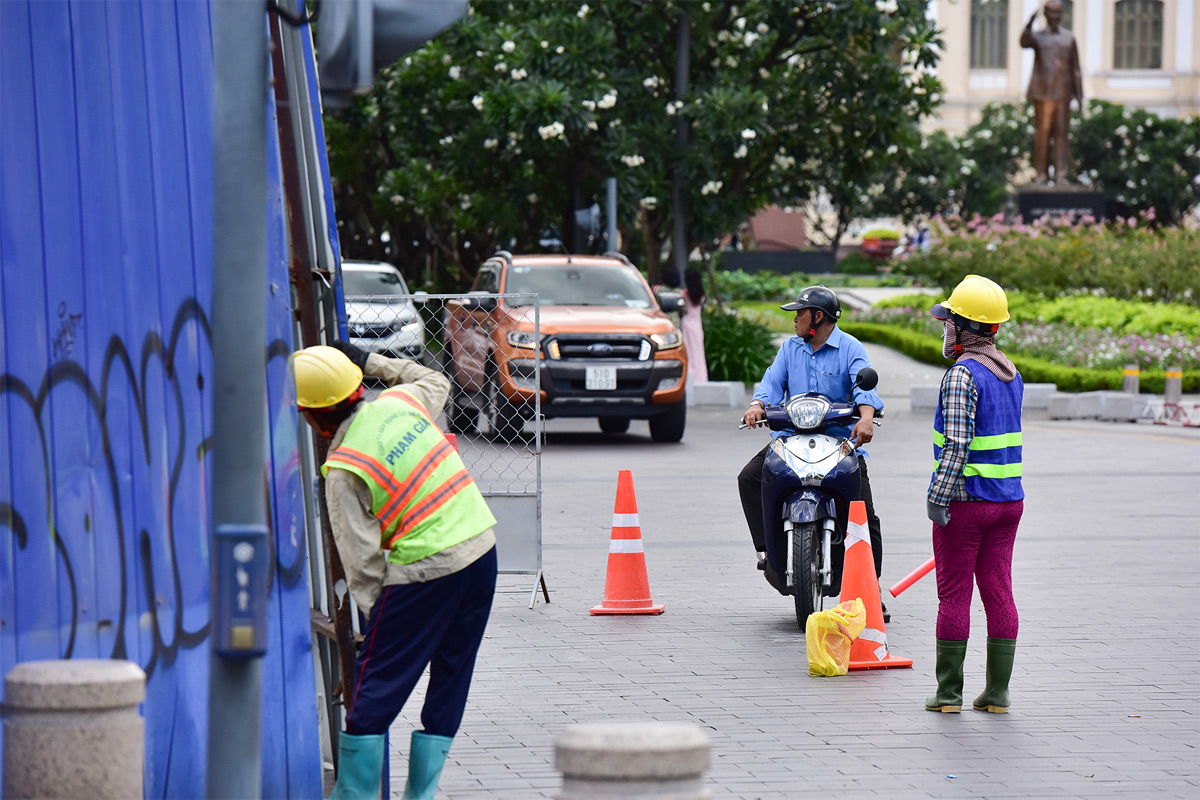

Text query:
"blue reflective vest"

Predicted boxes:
[[933, 359, 1024, 502]]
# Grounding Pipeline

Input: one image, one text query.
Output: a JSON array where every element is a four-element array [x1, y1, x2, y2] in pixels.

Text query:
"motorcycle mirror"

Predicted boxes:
[[855, 367, 879, 391]]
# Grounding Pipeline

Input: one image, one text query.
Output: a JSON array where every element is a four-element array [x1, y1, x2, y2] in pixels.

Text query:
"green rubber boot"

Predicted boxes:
[[973, 637, 1017, 713], [327, 732, 385, 800], [924, 639, 967, 713], [403, 731, 453, 800]]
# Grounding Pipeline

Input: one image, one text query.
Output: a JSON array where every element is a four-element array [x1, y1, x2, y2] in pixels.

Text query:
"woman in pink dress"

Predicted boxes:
[[681, 267, 708, 384]]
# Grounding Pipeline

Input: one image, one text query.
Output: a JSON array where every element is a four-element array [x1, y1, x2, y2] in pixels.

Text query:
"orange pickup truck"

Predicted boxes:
[[443, 252, 689, 442]]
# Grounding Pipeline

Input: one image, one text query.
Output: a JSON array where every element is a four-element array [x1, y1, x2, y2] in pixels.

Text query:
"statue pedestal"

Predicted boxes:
[[1014, 184, 1105, 223]]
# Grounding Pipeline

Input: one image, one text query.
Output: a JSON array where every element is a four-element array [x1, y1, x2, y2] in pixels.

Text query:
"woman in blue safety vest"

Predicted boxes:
[[924, 275, 1024, 714]]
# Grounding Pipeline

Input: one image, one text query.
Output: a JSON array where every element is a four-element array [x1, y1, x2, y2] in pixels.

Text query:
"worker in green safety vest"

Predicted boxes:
[[294, 341, 497, 800]]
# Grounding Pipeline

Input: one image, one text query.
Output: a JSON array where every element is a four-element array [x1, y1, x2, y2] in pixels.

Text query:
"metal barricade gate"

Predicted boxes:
[[307, 289, 547, 615]]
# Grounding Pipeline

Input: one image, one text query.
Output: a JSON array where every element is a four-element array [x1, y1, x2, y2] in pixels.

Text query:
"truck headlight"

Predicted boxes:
[[785, 397, 830, 430], [507, 330, 541, 349], [650, 332, 681, 350]]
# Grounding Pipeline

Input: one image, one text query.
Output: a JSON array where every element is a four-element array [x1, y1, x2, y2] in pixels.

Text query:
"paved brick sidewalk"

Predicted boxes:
[[386, 345, 1199, 799]]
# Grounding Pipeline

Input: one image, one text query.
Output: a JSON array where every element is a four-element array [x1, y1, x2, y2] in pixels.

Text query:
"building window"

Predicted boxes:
[[1114, 0, 1163, 69], [970, 0, 1008, 69]]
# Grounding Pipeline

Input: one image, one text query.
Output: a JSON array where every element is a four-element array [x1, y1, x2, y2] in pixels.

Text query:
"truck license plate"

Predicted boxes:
[[586, 366, 617, 391]]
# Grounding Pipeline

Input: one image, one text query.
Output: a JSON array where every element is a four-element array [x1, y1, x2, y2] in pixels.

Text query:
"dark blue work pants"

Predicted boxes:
[[345, 546, 497, 737]]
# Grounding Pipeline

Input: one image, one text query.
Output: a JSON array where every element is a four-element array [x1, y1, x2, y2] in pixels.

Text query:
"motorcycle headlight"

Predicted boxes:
[[785, 397, 830, 430], [507, 329, 541, 349], [650, 331, 681, 350]]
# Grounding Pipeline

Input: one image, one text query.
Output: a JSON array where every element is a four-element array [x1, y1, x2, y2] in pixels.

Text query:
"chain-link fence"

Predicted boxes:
[[349, 291, 547, 605]]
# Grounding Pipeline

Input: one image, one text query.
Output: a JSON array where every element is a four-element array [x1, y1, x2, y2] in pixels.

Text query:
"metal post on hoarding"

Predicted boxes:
[[208, 1, 268, 797]]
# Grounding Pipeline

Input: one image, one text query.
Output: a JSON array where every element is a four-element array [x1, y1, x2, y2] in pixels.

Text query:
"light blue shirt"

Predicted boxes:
[[752, 326, 884, 452]]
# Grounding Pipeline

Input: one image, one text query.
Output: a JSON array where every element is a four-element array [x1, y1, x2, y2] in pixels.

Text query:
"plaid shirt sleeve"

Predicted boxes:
[[928, 364, 977, 506]]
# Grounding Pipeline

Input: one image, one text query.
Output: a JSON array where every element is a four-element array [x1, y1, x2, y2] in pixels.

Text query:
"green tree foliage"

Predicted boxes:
[[324, 0, 942, 290], [864, 101, 1199, 224]]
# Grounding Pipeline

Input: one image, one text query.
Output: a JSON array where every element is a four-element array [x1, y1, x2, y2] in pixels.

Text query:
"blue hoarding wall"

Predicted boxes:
[[0, 1, 320, 796]]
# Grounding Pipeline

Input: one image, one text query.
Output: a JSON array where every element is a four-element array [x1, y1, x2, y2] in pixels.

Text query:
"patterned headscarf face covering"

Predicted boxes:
[[943, 320, 1017, 382]]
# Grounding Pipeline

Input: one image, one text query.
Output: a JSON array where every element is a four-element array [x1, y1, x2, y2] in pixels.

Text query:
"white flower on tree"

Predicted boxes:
[[448, 66, 461, 79], [597, 91, 618, 109], [472, 95, 485, 110], [511, 68, 528, 80], [538, 121, 566, 140], [502, 40, 515, 53], [701, 180, 723, 195], [577, 4, 590, 18], [640, 196, 658, 209], [741, 128, 757, 140], [734, 144, 748, 159], [620, 154, 645, 167], [483, 138, 499, 150]]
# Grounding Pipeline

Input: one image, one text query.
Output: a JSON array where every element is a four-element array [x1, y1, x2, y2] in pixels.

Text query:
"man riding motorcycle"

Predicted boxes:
[[737, 286, 888, 618]]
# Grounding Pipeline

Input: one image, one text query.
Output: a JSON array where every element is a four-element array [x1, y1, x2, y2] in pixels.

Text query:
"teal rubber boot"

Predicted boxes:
[[403, 731, 454, 800], [924, 639, 967, 712], [973, 637, 1017, 713], [327, 732, 385, 800]]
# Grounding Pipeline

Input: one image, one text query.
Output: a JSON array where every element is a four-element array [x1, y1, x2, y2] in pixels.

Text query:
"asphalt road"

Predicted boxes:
[[388, 343, 1200, 799]]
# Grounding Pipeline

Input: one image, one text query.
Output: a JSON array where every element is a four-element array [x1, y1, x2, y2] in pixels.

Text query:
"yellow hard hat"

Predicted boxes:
[[930, 274, 1010, 325], [293, 345, 363, 408]]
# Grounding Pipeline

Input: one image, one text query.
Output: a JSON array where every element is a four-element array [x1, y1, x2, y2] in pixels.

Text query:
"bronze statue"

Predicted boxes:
[[1021, 1, 1083, 184]]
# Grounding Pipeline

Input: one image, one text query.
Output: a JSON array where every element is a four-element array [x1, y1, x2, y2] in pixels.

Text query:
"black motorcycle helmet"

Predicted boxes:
[[781, 285, 841, 340]]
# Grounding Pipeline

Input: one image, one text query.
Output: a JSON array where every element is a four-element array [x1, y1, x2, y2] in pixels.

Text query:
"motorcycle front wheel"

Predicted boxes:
[[792, 522, 822, 628]]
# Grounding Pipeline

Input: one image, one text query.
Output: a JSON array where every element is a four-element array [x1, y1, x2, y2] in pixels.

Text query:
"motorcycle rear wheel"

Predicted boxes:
[[792, 522, 822, 628]]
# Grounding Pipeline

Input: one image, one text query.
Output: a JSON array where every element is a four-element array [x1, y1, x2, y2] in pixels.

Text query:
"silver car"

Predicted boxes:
[[341, 260, 426, 360]]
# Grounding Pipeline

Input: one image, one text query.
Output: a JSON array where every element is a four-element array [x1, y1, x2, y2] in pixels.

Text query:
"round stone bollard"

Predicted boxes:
[[556, 722, 710, 800], [3, 659, 146, 799]]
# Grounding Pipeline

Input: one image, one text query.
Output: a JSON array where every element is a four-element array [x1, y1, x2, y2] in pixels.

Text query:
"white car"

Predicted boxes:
[[341, 260, 426, 360]]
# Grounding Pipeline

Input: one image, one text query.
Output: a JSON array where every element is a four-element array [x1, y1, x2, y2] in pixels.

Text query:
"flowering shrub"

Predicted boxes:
[[898, 214, 1199, 307], [849, 305, 1200, 372]]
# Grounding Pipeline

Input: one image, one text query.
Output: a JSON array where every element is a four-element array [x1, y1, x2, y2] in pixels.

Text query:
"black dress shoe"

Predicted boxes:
[[881, 602, 891, 623]]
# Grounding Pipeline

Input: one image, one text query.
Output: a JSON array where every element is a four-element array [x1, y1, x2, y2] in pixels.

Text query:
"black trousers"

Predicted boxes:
[[738, 444, 883, 579], [345, 546, 497, 737]]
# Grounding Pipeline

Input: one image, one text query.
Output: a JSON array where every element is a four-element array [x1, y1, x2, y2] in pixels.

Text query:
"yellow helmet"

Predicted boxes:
[[293, 345, 363, 409], [930, 274, 1010, 326]]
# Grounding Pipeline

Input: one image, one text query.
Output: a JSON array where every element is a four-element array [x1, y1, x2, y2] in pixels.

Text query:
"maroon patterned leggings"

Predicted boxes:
[[932, 499, 1023, 641]]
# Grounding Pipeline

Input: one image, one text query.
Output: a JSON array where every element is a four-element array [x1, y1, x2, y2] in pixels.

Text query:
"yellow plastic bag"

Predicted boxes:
[[805, 598, 867, 677]]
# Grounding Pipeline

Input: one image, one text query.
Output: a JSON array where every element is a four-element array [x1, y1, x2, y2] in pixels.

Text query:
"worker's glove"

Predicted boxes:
[[331, 340, 370, 372], [926, 500, 951, 527]]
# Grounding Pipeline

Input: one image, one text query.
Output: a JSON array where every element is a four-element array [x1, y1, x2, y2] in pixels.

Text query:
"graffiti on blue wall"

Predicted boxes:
[[0, 1, 321, 796]]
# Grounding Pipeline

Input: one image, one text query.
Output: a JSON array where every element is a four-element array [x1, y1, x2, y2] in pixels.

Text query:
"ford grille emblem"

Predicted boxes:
[[587, 343, 614, 354]]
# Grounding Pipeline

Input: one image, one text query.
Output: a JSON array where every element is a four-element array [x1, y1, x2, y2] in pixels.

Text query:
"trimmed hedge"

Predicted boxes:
[[840, 321, 1200, 393]]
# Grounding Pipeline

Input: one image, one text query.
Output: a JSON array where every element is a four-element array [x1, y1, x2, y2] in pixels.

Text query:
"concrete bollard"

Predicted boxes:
[[1164, 365, 1182, 404], [1123, 364, 1140, 394], [3, 659, 145, 799], [556, 722, 710, 800]]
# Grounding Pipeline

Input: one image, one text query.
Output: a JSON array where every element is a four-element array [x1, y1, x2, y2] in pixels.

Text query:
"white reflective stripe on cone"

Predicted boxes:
[[857, 627, 888, 660], [609, 539, 645, 554], [845, 519, 870, 547], [612, 513, 640, 528]]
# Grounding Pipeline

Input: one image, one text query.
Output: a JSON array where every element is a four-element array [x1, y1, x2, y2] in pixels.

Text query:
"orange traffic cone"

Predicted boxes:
[[841, 500, 912, 670], [590, 470, 665, 615]]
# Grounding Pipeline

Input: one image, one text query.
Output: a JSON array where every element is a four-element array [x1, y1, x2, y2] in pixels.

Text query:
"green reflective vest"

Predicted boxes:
[[322, 387, 496, 564]]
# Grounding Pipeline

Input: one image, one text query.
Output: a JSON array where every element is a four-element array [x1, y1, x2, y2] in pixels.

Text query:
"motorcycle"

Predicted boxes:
[[744, 368, 881, 628]]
